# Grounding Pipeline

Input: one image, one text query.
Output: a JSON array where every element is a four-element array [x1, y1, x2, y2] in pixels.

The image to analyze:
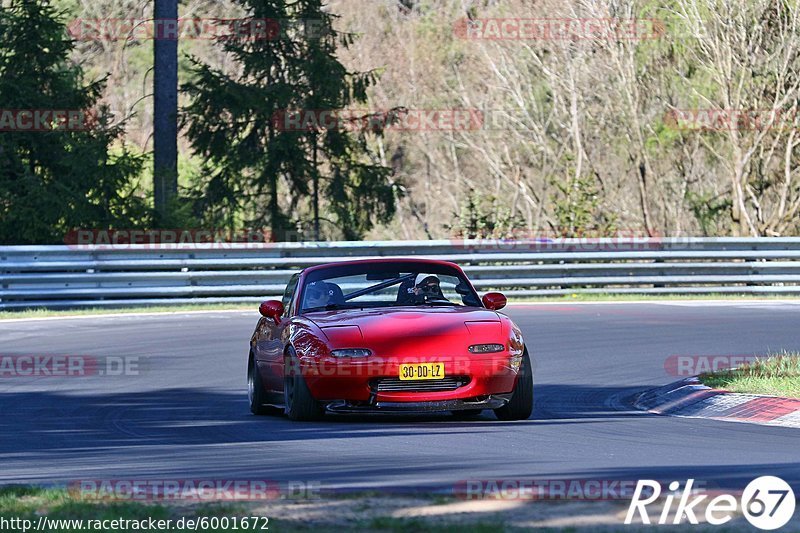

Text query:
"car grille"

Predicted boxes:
[[372, 376, 469, 393]]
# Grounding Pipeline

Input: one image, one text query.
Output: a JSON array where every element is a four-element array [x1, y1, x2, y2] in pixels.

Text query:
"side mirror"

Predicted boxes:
[[259, 300, 284, 324], [482, 292, 507, 311]]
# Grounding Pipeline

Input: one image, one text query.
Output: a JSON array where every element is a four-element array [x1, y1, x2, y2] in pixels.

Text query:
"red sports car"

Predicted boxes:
[[247, 258, 532, 421]]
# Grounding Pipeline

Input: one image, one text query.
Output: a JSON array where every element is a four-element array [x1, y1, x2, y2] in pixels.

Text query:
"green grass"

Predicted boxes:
[[0, 486, 282, 533], [0, 486, 336, 532], [0, 485, 755, 532], [0, 486, 258, 532], [363, 516, 507, 532], [700, 353, 800, 399], [0, 293, 797, 320], [0, 486, 503, 533]]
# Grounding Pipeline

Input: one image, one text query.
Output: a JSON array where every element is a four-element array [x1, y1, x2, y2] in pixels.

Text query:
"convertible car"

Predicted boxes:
[[247, 258, 532, 421]]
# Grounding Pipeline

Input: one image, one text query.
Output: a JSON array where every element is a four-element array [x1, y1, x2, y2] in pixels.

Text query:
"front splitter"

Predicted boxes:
[[324, 395, 510, 413]]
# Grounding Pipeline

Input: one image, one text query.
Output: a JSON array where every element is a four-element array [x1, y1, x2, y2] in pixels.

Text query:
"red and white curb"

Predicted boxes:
[[634, 378, 800, 429]]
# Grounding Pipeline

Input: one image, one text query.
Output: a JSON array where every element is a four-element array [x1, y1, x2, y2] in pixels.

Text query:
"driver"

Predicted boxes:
[[304, 282, 331, 308], [412, 275, 444, 300]]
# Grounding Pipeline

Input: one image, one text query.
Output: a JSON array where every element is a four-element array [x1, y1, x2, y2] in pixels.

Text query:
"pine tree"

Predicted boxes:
[[0, 0, 147, 244], [182, 0, 399, 241]]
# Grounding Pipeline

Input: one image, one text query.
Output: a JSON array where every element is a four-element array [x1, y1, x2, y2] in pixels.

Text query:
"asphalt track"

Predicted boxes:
[[1, 302, 799, 493]]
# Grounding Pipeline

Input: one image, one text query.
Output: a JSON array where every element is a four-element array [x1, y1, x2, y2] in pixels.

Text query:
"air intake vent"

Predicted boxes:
[[372, 376, 468, 392]]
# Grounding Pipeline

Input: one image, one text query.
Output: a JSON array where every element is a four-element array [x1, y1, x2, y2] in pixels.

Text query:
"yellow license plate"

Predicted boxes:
[[399, 363, 445, 381]]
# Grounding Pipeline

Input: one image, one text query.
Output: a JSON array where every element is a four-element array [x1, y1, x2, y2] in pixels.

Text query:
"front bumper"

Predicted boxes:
[[302, 354, 520, 403]]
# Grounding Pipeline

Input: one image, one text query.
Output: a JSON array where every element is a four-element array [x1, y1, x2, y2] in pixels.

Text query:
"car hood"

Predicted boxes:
[[305, 306, 504, 352]]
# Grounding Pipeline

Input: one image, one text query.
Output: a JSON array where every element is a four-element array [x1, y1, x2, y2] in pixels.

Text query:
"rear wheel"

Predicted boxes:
[[284, 352, 324, 421], [248, 354, 280, 416], [494, 349, 533, 421]]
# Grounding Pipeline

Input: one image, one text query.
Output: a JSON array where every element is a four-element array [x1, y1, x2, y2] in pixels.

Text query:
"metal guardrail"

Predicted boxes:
[[2, 238, 800, 309]]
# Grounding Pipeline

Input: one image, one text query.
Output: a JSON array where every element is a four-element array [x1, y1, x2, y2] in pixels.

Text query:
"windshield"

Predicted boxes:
[[300, 263, 481, 312]]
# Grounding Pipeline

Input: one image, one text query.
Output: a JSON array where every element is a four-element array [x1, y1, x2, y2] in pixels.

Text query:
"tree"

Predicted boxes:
[[671, 0, 800, 236], [0, 0, 147, 244], [182, 0, 399, 240]]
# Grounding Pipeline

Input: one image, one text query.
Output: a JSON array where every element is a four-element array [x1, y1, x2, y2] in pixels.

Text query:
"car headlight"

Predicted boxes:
[[330, 348, 372, 358], [468, 343, 504, 354]]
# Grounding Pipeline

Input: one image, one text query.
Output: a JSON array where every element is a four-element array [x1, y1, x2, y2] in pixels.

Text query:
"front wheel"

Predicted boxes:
[[248, 354, 280, 416], [284, 353, 324, 421], [494, 349, 533, 421]]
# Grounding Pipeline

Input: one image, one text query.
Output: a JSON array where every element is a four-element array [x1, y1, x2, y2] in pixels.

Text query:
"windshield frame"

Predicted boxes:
[[297, 261, 481, 315]]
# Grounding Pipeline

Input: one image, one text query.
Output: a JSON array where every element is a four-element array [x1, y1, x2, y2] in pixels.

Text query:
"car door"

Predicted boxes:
[[261, 273, 299, 393]]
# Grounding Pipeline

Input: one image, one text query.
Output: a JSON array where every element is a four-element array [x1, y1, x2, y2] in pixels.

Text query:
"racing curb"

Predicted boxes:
[[634, 378, 800, 429]]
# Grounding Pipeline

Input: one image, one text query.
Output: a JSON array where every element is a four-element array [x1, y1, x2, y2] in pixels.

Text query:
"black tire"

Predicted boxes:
[[284, 352, 324, 421], [494, 349, 533, 421], [248, 354, 279, 416], [451, 409, 484, 420]]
